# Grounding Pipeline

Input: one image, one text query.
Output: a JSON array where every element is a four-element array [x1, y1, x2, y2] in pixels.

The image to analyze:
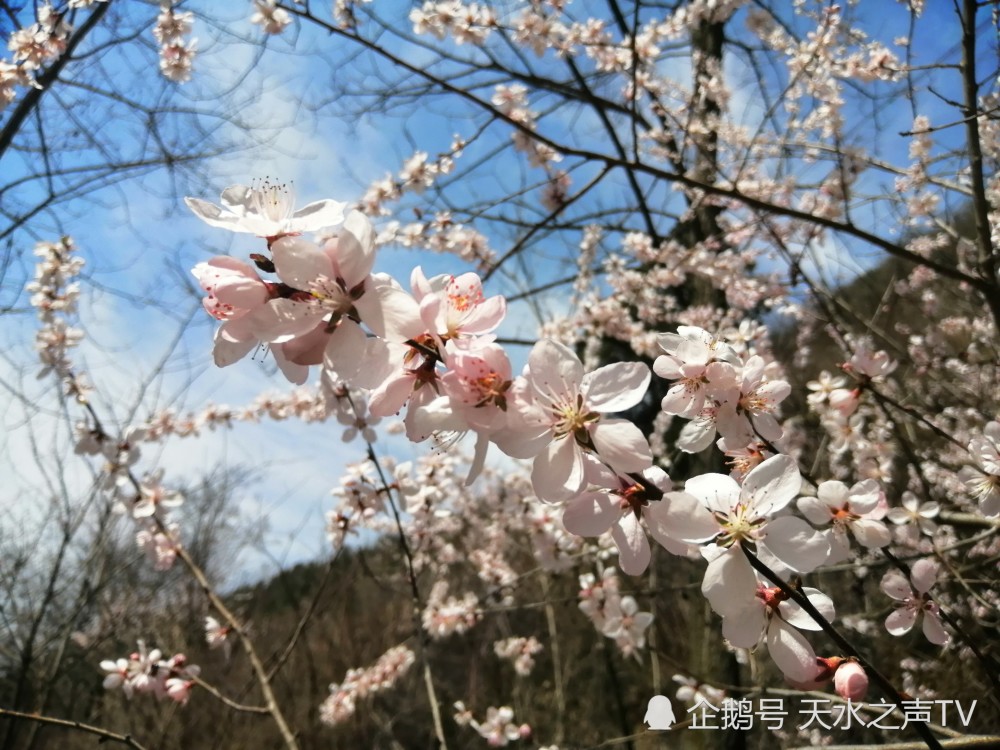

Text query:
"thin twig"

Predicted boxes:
[[0, 707, 150, 750]]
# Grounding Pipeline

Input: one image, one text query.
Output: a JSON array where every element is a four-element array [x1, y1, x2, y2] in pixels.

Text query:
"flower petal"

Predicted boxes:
[[272, 236, 332, 290], [582, 362, 650, 412], [743, 454, 801, 515], [921, 612, 949, 645], [701, 547, 756, 617], [333, 210, 376, 287], [779, 588, 835, 631], [590, 419, 652, 473], [610, 514, 651, 576], [885, 607, 916, 636], [685, 473, 740, 514], [797, 496, 832, 526], [290, 198, 347, 232], [356, 275, 424, 341], [722, 604, 766, 648], [880, 571, 913, 601], [185, 196, 247, 232], [531, 436, 584, 501], [767, 618, 818, 682], [647, 491, 718, 543], [910, 558, 940, 595], [762, 516, 829, 572], [562, 492, 619, 537], [851, 519, 891, 548], [527, 339, 584, 396]]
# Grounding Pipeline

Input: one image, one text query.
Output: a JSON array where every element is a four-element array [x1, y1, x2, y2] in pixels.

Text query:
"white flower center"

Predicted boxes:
[[715, 500, 765, 547], [251, 178, 294, 224]]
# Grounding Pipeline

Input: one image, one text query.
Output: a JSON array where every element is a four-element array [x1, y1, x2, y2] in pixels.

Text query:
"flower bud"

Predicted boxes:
[[834, 660, 868, 702]]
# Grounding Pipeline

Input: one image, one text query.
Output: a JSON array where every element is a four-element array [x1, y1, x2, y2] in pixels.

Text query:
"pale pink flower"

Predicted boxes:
[[845, 341, 897, 379], [797, 479, 890, 563], [722, 583, 834, 682], [653, 325, 739, 418], [153, 6, 193, 44], [716, 355, 790, 447], [319, 646, 415, 726], [185, 180, 346, 239], [806, 371, 848, 407], [494, 339, 652, 501], [602, 595, 654, 657], [250, 0, 292, 34], [650, 454, 829, 617], [410, 267, 506, 344], [131, 469, 184, 519], [158, 38, 197, 83], [958, 421, 1000, 517], [827, 386, 861, 416], [439, 344, 512, 432], [191, 257, 269, 321], [100, 658, 131, 695], [880, 559, 949, 645], [136, 522, 179, 570], [165, 676, 196, 705], [562, 465, 681, 575], [494, 636, 543, 676], [886, 492, 939, 536], [204, 616, 231, 650], [1, 60, 39, 112], [672, 674, 726, 706]]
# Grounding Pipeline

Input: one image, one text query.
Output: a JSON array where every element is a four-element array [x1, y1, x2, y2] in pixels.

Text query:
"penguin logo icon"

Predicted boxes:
[[644, 695, 675, 730]]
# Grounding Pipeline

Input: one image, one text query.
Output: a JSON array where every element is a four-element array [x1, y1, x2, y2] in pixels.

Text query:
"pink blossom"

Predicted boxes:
[[833, 660, 869, 701], [165, 677, 196, 705], [185, 180, 346, 239], [204, 616, 231, 650], [131, 469, 184, 519], [250, 0, 292, 34], [722, 583, 834, 682], [410, 267, 506, 344], [653, 325, 739, 418], [958, 421, 1000, 517], [845, 341, 897, 380], [562, 465, 679, 575], [601, 595, 654, 657], [886, 492, 939, 537], [797, 479, 890, 563], [880, 559, 949, 645], [494, 339, 652, 501], [716, 355, 790, 447], [650, 454, 828, 617], [191, 257, 269, 321]]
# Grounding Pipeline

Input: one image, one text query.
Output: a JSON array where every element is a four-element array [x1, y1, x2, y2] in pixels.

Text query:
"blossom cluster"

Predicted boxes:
[[319, 645, 416, 726], [250, 0, 292, 34], [423, 580, 480, 638], [153, 3, 197, 83], [30, 237, 187, 570], [577, 569, 653, 658], [360, 142, 497, 267], [1, 4, 70, 111], [27, 237, 85, 388], [453, 702, 531, 747], [101, 641, 200, 705], [493, 636, 543, 676]]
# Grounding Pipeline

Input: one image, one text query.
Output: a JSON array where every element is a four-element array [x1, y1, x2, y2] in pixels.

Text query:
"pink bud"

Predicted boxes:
[[829, 388, 860, 416], [834, 661, 868, 702], [518, 724, 532, 739]]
